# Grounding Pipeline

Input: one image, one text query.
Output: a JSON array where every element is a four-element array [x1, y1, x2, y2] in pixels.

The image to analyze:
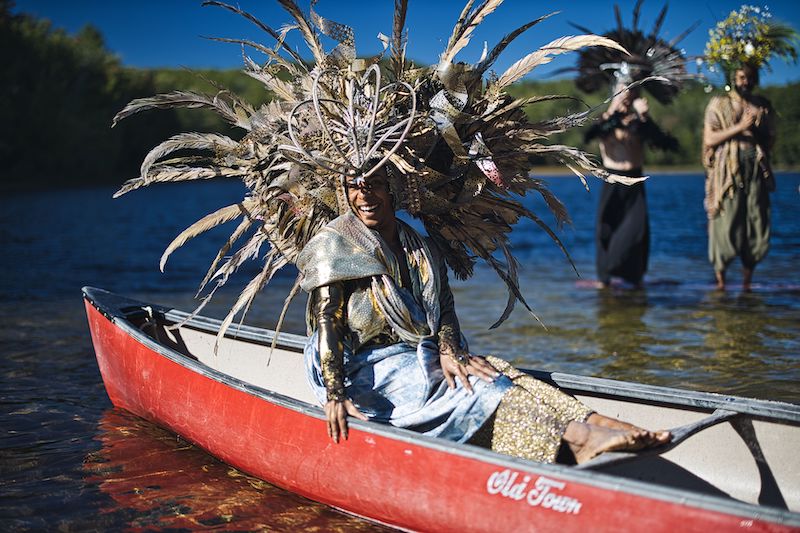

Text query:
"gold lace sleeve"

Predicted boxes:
[[311, 283, 347, 402], [436, 253, 463, 357]]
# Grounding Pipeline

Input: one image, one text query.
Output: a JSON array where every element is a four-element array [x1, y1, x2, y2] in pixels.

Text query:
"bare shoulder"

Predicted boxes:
[[706, 94, 727, 109]]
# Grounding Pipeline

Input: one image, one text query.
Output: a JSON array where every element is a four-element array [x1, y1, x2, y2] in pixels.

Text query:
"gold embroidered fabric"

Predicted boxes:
[[469, 357, 593, 464], [311, 283, 347, 402]]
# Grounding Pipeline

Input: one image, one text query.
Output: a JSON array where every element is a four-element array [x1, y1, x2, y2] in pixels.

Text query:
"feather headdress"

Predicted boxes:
[[567, 0, 696, 104], [113, 0, 632, 343]]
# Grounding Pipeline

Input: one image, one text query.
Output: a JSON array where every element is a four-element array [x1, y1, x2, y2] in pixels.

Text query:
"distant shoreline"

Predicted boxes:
[[4, 167, 800, 194], [530, 166, 800, 177]]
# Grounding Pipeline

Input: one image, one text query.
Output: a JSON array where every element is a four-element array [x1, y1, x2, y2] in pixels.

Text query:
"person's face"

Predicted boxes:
[[733, 68, 758, 97], [347, 168, 395, 234]]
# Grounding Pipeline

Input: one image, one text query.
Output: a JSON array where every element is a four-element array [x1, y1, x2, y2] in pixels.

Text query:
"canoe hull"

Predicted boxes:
[[85, 296, 798, 532]]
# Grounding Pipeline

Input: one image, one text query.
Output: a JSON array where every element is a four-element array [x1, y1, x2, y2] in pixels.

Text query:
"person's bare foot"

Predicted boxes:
[[715, 270, 726, 290], [742, 267, 753, 292], [587, 413, 671, 446], [572, 425, 648, 464], [564, 422, 664, 464], [565, 416, 671, 464]]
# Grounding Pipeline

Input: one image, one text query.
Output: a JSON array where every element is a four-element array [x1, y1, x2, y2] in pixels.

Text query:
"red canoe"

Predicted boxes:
[[83, 287, 800, 532]]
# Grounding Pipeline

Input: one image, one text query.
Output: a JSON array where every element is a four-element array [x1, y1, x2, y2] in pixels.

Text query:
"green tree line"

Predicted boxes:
[[508, 79, 800, 169], [2, 3, 798, 191]]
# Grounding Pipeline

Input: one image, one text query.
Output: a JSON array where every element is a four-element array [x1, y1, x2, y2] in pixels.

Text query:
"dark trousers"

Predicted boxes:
[[596, 175, 650, 285]]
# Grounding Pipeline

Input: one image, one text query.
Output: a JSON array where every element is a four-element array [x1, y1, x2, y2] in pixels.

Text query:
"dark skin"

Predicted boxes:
[[324, 168, 670, 462], [324, 169, 498, 443]]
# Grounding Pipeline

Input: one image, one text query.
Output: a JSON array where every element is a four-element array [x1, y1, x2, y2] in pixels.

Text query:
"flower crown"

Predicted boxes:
[[704, 5, 798, 75]]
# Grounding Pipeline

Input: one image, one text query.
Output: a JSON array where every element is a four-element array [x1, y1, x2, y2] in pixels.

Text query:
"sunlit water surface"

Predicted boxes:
[[1, 174, 797, 529]]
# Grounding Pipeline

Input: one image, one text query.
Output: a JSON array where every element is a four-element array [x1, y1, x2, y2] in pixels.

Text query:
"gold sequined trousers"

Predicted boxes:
[[469, 356, 593, 463]]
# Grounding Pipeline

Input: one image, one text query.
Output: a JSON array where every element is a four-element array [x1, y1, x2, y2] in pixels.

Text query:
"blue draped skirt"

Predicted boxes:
[[304, 333, 513, 442]]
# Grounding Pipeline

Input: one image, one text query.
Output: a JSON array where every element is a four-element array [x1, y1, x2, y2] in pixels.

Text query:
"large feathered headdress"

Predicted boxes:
[[112, 0, 632, 342], [568, 0, 696, 104]]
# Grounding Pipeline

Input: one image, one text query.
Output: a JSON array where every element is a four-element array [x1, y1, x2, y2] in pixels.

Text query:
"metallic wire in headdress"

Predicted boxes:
[[112, 0, 633, 344], [284, 66, 417, 180], [281, 65, 417, 213], [566, 0, 697, 104]]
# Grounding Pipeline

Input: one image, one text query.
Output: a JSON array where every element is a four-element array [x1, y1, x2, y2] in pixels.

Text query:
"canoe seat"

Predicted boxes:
[[577, 408, 739, 470]]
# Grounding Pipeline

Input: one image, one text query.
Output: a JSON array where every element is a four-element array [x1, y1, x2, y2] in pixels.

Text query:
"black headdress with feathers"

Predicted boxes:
[[568, 0, 697, 104]]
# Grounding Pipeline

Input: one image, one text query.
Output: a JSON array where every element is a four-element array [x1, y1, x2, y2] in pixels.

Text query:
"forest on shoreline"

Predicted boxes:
[[2, 3, 799, 191]]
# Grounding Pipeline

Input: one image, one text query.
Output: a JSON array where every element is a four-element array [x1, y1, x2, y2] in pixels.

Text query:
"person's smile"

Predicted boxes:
[[347, 171, 395, 235]]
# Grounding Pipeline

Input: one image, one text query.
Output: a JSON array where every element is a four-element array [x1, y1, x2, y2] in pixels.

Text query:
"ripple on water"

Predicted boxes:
[[0, 176, 798, 529]]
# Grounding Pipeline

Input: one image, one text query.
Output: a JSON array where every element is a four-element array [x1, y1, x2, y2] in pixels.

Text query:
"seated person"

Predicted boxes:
[[296, 166, 670, 465]]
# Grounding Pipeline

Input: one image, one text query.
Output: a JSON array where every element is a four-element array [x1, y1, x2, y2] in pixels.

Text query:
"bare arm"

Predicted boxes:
[[704, 105, 757, 149]]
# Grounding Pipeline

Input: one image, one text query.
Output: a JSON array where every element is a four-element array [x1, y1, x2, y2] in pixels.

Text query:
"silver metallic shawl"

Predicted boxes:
[[297, 212, 441, 346]]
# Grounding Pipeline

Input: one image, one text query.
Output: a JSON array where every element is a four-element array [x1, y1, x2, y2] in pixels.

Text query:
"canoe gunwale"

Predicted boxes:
[[105, 288, 799, 424], [82, 286, 800, 527]]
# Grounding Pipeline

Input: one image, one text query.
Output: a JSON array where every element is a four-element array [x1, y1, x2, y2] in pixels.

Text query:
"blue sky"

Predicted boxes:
[[13, 0, 800, 85]]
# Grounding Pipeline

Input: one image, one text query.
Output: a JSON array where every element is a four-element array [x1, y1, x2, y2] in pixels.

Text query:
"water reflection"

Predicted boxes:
[[697, 291, 768, 360], [84, 409, 390, 532], [686, 290, 793, 397], [594, 290, 654, 377], [1, 176, 798, 530]]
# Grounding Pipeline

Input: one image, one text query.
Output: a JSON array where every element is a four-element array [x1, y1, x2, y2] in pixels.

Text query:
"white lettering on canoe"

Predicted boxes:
[[486, 470, 582, 515]]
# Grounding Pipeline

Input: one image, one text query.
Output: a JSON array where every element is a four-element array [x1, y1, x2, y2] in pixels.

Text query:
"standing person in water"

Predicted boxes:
[[569, 1, 692, 288], [585, 80, 677, 288], [702, 5, 796, 290], [113, 1, 670, 464]]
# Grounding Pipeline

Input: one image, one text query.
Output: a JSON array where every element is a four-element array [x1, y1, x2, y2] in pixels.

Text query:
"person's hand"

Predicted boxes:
[[633, 97, 649, 118], [604, 92, 628, 119], [752, 106, 764, 128], [439, 349, 499, 394], [739, 105, 758, 132], [324, 399, 367, 443]]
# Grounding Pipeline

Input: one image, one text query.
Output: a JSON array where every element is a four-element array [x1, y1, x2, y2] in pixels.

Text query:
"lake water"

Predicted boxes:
[[1, 173, 798, 530]]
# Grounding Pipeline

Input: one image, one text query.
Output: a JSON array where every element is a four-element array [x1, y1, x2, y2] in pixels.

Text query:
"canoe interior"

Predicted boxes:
[[112, 294, 800, 515]]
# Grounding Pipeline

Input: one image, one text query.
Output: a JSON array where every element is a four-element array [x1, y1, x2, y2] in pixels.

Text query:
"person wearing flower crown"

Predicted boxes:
[[113, 1, 670, 464], [702, 5, 797, 290], [570, 1, 692, 288]]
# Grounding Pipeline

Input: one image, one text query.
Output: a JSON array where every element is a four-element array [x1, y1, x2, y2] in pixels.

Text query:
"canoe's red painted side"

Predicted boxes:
[[85, 300, 793, 532]]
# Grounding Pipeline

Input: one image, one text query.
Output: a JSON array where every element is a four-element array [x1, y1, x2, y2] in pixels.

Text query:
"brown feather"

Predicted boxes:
[[202, 0, 307, 67], [160, 200, 256, 272], [440, 0, 503, 65], [276, 0, 326, 65]]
